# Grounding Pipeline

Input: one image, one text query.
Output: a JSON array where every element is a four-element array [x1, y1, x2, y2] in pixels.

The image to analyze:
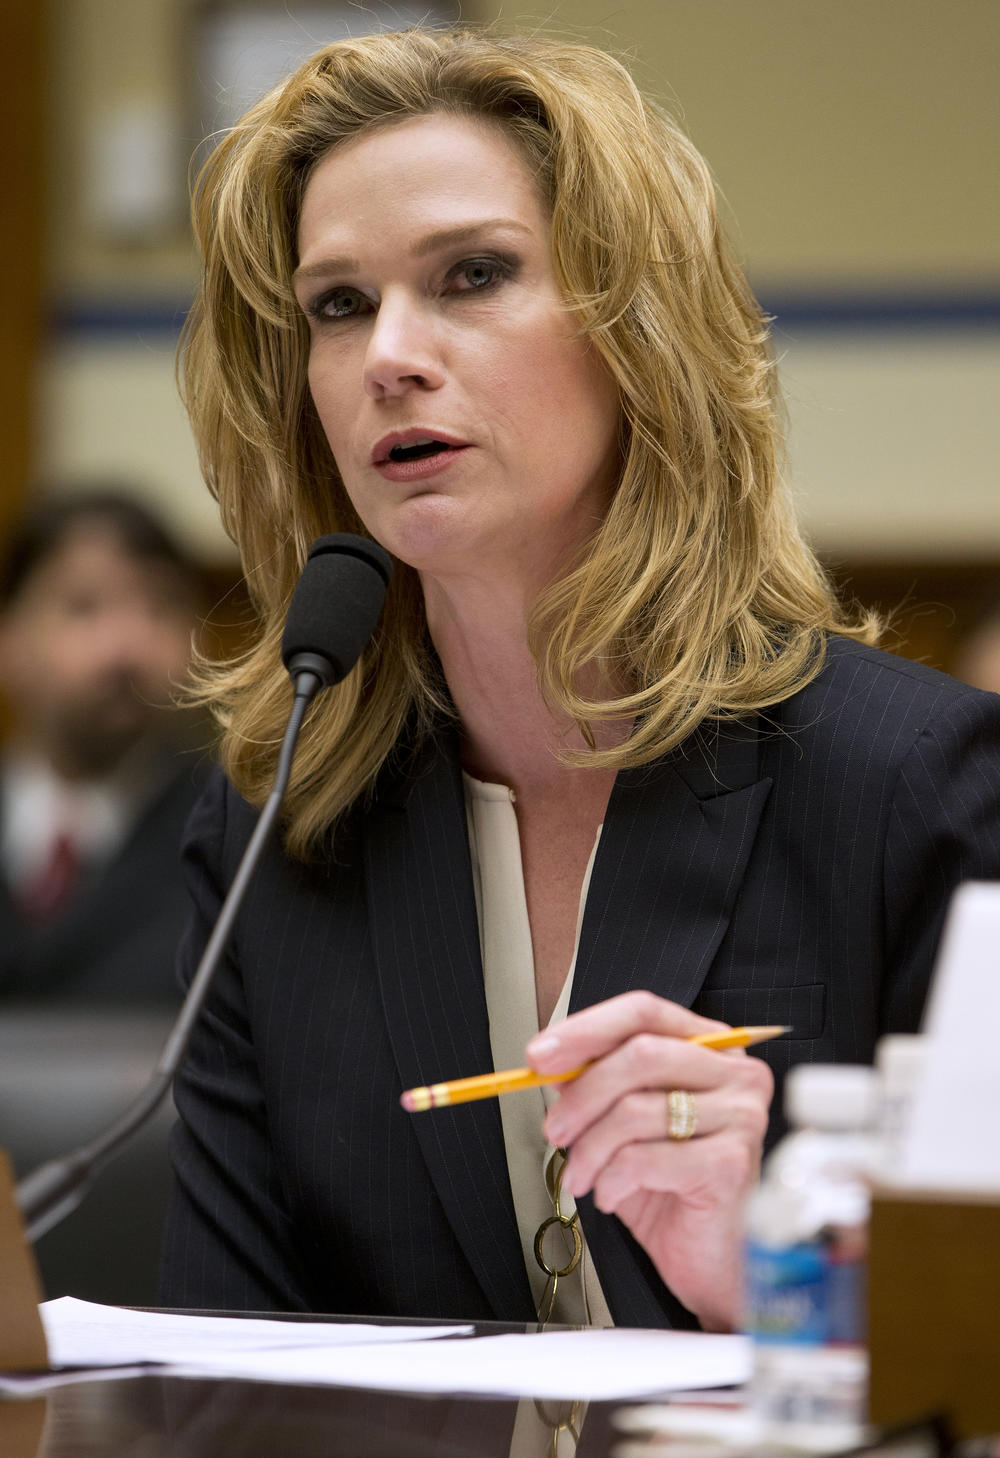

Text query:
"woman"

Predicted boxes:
[[161, 28, 1000, 1330]]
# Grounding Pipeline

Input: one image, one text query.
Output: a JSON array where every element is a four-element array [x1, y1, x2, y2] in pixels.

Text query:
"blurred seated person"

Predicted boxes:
[[953, 601, 1000, 696], [0, 490, 208, 1004]]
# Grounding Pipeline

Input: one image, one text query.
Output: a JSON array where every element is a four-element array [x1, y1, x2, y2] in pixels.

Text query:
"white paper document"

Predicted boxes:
[[172, 1327, 752, 1401], [6, 1299, 749, 1403], [40, 1296, 469, 1370]]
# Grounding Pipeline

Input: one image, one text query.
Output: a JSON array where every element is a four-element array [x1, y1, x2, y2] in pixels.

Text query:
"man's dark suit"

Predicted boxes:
[[0, 751, 209, 1004], [160, 638, 1000, 1324]]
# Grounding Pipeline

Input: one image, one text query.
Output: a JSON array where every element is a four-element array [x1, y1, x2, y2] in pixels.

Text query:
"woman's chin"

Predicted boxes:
[[369, 494, 488, 576]]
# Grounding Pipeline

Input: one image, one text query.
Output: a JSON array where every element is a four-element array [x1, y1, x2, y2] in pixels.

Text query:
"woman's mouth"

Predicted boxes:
[[373, 435, 469, 482], [388, 438, 453, 462]]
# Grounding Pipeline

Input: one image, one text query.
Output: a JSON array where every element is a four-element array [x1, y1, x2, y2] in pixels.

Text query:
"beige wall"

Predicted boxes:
[[48, 0, 194, 301], [39, 0, 1000, 562], [501, 0, 999, 288]]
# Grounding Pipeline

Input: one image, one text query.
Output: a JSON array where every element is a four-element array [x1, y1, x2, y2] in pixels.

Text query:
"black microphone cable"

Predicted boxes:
[[16, 534, 391, 1242]]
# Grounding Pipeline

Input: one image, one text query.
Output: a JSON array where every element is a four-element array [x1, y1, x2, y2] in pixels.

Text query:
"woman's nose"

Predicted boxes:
[[363, 294, 445, 399]]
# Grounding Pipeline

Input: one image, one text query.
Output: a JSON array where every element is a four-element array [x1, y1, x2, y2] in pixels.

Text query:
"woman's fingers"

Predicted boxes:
[[542, 1017, 772, 1141], [526, 990, 728, 1074], [558, 1069, 771, 1199], [543, 1033, 731, 1145], [558, 1088, 715, 1195], [589, 1127, 762, 1217]]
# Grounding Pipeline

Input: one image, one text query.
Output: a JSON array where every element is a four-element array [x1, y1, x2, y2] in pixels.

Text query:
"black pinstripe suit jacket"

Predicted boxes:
[[160, 637, 1000, 1325]]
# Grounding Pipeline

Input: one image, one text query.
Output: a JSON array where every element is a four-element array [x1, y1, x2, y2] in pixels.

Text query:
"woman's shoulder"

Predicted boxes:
[[181, 763, 254, 877], [820, 633, 983, 693], [183, 761, 368, 882], [766, 632, 1000, 760]]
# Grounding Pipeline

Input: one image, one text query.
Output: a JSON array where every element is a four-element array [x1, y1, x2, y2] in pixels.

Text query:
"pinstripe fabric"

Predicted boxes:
[[160, 637, 1000, 1324]]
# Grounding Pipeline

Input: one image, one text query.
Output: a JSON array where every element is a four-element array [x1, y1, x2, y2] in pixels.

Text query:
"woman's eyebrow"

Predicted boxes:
[[293, 219, 532, 285], [410, 218, 532, 258], [294, 254, 358, 285]]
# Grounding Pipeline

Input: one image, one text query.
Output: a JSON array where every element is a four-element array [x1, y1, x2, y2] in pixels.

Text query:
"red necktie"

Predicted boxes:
[[19, 832, 80, 921]]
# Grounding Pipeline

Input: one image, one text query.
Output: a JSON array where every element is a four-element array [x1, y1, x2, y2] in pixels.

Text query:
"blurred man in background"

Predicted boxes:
[[0, 490, 207, 1003]]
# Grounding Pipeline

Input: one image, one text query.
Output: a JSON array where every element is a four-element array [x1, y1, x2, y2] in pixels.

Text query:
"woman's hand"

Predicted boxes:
[[526, 991, 773, 1332]]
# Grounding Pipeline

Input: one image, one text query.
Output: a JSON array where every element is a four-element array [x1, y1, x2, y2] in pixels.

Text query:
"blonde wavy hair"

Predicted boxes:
[[182, 25, 877, 859]]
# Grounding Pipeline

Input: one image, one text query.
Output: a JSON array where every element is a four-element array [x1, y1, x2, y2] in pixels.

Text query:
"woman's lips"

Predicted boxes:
[[374, 444, 469, 483]]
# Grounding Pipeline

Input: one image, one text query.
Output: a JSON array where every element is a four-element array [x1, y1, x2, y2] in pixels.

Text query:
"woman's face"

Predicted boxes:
[[294, 112, 621, 594]]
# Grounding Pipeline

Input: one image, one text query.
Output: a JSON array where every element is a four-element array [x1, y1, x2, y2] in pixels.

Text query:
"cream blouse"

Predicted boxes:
[[463, 772, 614, 1327]]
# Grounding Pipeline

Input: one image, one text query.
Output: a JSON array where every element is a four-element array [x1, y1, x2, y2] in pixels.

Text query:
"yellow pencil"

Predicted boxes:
[[400, 1025, 790, 1112]]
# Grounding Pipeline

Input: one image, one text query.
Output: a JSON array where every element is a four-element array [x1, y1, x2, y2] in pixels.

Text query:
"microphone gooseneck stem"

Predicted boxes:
[[16, 672, 321, 1244]]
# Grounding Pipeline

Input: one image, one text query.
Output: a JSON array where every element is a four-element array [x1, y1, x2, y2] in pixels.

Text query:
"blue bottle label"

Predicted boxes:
[[745, 1239, 829, 1345]]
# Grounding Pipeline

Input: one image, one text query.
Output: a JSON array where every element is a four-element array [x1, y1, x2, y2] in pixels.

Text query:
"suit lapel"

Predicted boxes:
[[572, 717, 772, 1014], [573, 718, 773, 1326], [363, 729, 535, 1320]]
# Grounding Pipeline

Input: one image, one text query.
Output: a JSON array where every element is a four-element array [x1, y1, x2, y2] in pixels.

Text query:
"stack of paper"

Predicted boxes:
[[0, 1297, 751, 1402]]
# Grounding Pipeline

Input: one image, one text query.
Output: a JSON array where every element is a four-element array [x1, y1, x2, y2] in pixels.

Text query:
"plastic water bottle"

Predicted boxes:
[[743, 1063, 878, 1444]]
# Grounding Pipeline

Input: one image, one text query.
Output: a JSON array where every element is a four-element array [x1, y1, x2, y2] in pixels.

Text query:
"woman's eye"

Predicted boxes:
[[451, 257, 511, 293], [310, 286, 368, 320]]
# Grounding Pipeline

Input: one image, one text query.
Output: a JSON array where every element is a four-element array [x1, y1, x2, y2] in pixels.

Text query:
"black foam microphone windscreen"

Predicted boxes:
[[281, 534, 393, 686]]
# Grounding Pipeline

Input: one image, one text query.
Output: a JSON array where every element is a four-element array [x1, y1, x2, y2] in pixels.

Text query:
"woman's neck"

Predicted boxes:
[[421, 570, 626, 793]]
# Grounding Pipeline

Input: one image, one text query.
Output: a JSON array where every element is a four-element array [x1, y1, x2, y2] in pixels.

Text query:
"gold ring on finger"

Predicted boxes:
[[666, 1088, 697, 1141]]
